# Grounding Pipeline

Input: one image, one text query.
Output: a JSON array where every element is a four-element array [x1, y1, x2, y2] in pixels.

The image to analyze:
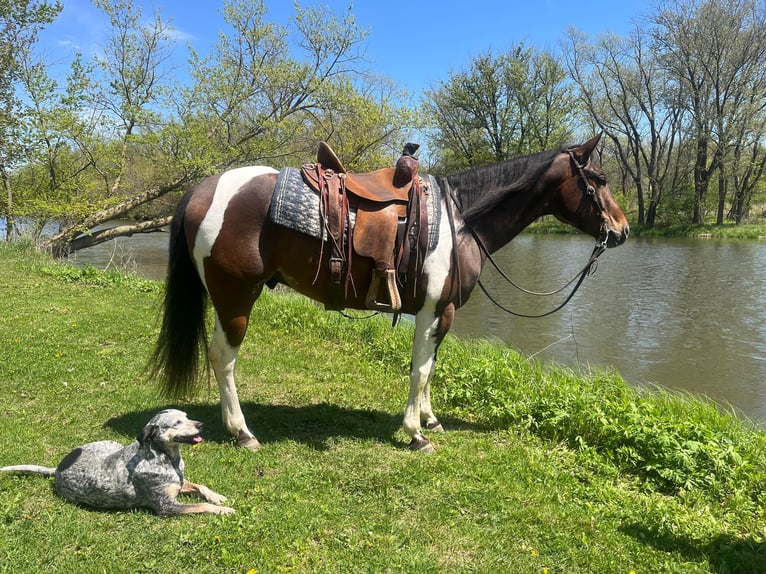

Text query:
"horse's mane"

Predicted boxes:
[[444, 147, 564, 226]]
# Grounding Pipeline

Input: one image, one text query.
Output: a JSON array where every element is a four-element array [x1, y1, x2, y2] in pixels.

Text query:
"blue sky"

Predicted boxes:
[[38, 0, 649, 97]]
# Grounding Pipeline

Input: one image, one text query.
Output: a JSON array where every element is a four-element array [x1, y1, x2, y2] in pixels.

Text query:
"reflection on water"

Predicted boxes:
[[73, 229, 766, 423]]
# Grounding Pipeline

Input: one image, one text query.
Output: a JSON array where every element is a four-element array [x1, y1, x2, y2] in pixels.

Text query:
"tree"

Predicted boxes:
[[306, 74, 422, 171], [728, 94, 766, 222], [40, 0, 181, 256], [423, 45, 574, 173], [564, 26, 685, 226], [651, 0, 766, 224], [0, 0, 61, 240], [182, 0, 397, 171], [31, 0, 414, 257]]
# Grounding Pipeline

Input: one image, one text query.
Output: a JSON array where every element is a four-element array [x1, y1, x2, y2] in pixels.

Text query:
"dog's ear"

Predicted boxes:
[[137, 424, 159, 446]]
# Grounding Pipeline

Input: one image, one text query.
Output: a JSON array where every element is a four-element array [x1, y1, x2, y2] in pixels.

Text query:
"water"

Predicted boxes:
[[452, 235, 766, 423], [67, 226, 170, 280], [72, 229, 766, 423]]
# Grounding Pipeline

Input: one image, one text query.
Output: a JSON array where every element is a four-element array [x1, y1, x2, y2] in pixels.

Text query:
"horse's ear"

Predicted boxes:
[[572, 133, 602, 164]]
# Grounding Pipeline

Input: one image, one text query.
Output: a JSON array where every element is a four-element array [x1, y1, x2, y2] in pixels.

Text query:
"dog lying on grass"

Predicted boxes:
[[1, 409, 234, 516]]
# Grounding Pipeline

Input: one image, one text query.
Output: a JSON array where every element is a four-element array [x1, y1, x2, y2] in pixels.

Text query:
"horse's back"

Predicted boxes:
[[184, 166, 278, 233]]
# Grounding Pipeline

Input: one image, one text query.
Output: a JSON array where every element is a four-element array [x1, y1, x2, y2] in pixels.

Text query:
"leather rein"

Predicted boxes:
[[471, 149, 609, 319]]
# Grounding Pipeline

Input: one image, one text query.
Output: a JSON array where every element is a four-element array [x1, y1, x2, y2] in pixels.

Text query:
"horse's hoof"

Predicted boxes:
[[237, 431, 261, 451], [425, 420, 444, 432], [408, 435, 435, 453]]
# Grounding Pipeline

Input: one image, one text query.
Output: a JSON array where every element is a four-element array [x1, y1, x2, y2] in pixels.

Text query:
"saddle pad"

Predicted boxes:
[[269, 167, 442, 251]]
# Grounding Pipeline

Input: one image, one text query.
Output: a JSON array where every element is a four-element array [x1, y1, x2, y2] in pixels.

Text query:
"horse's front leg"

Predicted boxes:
[[403, 304, 454, 452], [209, 316, 261, 450]]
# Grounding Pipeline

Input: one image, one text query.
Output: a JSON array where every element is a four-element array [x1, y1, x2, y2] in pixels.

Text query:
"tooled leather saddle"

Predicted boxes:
[[300, 142, 428, 314]]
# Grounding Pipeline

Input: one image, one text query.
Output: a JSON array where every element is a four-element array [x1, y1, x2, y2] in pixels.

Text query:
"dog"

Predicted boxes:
[[1, 409, 234, 516]]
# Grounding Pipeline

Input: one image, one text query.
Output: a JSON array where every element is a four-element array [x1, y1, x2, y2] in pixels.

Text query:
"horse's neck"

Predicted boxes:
[[468, 191, 547, 254]]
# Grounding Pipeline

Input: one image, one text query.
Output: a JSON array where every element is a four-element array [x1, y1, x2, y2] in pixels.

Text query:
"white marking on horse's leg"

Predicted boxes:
[[192, 166, 277, 290], [209, 316, 260, 450], [404, 309, 439, 452], [402, 195, 456, 449]]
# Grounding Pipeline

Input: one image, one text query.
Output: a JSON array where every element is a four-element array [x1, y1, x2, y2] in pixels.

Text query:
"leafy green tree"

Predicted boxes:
[[423, 45, 574, 173], [41, 0, 181, 256], [0, 0, 61, 240], [182, 0, 413, 172], [33, 0, 416, 257]]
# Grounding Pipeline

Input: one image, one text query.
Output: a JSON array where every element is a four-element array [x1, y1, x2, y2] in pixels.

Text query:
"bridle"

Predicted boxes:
[[470, 149, 610, 319], [567, 148, 610, 250]]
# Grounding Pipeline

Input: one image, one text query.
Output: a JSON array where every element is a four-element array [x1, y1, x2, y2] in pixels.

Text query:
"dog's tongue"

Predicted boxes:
[[193, 435, 203, 444]]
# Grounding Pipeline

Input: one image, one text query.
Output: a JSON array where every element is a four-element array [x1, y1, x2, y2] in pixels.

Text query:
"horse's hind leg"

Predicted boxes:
[[209, 314, 261, 450]]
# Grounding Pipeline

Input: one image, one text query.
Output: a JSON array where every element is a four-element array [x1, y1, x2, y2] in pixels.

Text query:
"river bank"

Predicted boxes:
[[0, 243, 764, 572], [528, 218, 766, 239]]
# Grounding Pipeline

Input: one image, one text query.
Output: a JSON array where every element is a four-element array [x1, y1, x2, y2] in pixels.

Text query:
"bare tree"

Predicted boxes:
[[652, 0, 766, 224], [564, 26, 685, 226]]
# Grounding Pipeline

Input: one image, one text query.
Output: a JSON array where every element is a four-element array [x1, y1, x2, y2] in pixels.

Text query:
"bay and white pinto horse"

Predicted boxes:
[[150, 135, 629, 452]]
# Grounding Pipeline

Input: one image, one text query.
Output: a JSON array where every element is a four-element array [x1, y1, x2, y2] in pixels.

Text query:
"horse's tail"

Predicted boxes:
[[148, 191, 209, 399]]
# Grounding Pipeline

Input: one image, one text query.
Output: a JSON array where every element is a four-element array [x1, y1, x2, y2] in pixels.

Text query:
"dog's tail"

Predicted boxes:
[[1, 465, 56, 476], [147, 188, 209, 399]]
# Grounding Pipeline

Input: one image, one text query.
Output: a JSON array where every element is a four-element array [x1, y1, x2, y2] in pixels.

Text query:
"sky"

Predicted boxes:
[[37, 0, 650, 98]]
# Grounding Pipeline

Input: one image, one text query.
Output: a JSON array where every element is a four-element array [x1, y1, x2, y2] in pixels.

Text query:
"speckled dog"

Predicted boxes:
[[1, 409, 234, 516]]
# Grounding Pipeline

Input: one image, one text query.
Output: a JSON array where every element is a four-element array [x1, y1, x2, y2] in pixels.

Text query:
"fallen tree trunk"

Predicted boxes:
[[67, 216, 173, 252], [41, 177, 187, 257]]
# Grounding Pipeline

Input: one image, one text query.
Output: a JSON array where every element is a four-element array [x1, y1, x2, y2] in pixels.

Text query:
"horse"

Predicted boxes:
[[149, 134, 629, 453]]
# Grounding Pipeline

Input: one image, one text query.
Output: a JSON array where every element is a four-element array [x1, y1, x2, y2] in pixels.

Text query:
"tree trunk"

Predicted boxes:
[[41, 176, 187, 257], [68, 216, 172, 252], [1, 167, 14, 242], [716, 162, 726, 225], [692, 136, 709, 224], [730, 190, 746, 223], [645, 180, 660, 227], [634, 175, 646, 225]]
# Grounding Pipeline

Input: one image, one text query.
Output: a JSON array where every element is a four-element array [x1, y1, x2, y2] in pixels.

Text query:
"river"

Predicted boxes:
[[71, 229, 766, 424]]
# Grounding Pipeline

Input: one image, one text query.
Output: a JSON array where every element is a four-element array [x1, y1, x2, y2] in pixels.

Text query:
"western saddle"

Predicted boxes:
[[300, 142, 427, 313]]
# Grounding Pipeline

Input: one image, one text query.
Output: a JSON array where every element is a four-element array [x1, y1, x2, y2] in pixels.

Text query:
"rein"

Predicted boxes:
[[474, 239, 604, 318], [469, 149, 609, 319]]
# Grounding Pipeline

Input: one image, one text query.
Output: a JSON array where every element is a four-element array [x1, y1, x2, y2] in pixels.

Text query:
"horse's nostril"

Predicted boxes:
[[607, 228, 629, 247]]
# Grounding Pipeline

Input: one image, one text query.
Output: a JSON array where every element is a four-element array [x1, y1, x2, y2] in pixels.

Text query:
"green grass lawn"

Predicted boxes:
[[0, 242, 764, 573]]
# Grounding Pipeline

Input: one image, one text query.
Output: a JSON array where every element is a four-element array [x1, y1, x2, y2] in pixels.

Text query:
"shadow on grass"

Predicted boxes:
[[622, 523, 766, 573], [105, 402, 484, 451]]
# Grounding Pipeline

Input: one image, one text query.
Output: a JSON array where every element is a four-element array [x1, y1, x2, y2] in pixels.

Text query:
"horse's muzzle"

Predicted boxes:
[[606, 224, 629, 248]]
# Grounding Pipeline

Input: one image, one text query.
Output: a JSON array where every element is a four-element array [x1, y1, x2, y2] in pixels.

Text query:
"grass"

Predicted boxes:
[[629, 222, 766, 239], [0, 241, 765, 573]]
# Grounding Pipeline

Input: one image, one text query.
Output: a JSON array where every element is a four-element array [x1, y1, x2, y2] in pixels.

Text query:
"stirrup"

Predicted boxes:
[[366, 269, 401, 312]]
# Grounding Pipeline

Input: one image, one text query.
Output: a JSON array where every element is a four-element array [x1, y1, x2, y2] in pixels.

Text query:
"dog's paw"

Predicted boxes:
[[216, 506, 235, 515], [206, 492, 228, 505]]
